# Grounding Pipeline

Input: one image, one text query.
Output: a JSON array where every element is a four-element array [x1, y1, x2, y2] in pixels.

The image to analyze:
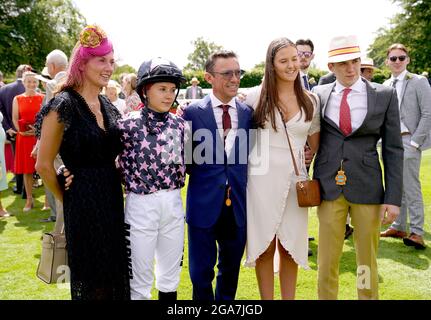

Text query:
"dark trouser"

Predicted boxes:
[[10, 138, 23, 195], [15, 174, 23, 193], [188, 202, 246, 301]]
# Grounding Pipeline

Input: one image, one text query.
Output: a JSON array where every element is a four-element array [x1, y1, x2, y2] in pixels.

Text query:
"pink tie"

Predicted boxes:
[[339, 88, 352, 136]]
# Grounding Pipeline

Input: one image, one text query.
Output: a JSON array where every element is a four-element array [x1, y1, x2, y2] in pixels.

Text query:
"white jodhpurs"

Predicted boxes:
[[125, 189, 185, 300]]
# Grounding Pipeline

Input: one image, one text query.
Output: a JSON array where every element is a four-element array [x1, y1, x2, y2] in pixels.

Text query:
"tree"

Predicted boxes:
[[0, 0, 86, 75], [252, 61, 265, 71], [368, 0, 431, 73], [184, 37, 223, 71], [112, 64, 136, 83]]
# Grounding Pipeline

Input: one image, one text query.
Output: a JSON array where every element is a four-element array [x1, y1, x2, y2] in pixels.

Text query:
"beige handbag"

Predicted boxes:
[[36, 224, 68, 284]]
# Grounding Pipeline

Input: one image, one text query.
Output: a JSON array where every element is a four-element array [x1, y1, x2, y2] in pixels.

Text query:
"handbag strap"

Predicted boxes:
[[277, 108, 300, 177]]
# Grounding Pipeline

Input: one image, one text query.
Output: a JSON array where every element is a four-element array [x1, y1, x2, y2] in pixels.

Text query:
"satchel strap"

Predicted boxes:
[[277, 108, 300, 177]]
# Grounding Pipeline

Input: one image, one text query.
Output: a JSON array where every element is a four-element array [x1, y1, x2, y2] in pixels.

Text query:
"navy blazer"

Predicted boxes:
[[183, 95, 253, 228], [0, 80, 25, 132]]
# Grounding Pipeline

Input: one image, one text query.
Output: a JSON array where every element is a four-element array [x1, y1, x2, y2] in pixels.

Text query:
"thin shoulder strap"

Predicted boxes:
[[277, 108, 300, 177]]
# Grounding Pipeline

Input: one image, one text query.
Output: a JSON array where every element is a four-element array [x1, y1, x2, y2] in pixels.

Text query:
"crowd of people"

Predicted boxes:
[[1, 24, 431, 301]]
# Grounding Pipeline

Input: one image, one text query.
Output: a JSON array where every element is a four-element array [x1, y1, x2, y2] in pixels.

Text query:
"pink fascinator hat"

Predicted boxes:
[[61, 25, 114, 90], [78, 25, 113, 58]]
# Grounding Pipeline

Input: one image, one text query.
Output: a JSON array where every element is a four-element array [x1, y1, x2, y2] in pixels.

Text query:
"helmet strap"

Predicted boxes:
[[173, 87, 180, 107]]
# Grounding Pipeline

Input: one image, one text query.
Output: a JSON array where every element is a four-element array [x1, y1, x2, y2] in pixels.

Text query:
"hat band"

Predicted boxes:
[[328, 46, 360, 58]]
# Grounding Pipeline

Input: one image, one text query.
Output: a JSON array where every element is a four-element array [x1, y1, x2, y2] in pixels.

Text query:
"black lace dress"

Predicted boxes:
[[36, 89, 131, 300]]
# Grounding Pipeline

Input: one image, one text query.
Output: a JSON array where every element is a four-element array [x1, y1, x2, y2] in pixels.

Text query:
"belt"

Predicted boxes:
[[401, 132, 411, 136]]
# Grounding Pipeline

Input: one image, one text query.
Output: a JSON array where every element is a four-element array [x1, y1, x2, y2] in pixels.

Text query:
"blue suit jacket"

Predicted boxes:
[[0, 80, 25, 132], [183, 95, 253, 228]]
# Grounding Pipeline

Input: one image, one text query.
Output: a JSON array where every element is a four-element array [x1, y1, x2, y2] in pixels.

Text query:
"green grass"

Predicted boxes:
[[1, 151, 430, 300]]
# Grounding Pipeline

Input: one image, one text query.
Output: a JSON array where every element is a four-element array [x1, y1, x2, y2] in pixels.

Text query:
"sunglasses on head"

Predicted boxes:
[[389, 55, 407, 62]]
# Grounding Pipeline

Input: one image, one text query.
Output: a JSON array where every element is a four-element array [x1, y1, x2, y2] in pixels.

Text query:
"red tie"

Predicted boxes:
[[339, 88, 352, 136], [219, 104, 231, 141]]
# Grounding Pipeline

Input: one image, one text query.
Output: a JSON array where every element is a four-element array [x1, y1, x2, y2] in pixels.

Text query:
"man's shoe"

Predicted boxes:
[[12, 186, 21, 194], [158, 291, 177, 301], [380, 228, 407, 238], [308, 249, 313, 257], [344, 224, 354, 240], [403, 233, 426, 250], [39, 217, 56, 223]]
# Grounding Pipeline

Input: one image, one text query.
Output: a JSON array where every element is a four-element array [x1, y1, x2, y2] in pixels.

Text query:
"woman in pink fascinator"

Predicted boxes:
[[35, 25, 131, 300]]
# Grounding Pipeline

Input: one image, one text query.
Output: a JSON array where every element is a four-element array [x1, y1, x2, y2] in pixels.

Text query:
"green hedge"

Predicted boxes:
[[371, 68, 391, 84], [134, 64, 392, 90], [182, 69, 265, 89]]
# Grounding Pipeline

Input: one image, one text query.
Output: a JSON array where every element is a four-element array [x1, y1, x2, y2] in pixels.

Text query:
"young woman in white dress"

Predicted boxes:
[[244, 37, 320, 300]]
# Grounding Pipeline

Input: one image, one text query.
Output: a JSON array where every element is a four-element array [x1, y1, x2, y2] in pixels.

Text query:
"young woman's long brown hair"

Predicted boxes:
[[253, 37, 314, 131]]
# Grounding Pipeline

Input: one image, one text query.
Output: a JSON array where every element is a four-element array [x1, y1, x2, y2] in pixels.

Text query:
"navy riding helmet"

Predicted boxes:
[[136, 57, 186, 104]]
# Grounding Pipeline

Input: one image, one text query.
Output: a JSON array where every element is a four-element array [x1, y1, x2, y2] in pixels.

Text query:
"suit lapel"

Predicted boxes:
[[354, 80, 376, 134], [321, 83, 341, 132], [197, 96, 225, 157], [321, 82, 336, 116], [197, 96, 218, 132], [236, 101, 247, 130]]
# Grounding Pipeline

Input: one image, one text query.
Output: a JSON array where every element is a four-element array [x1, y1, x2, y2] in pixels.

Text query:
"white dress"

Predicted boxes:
[[0, 112, 8, 191], [244, 86, 320, 270]]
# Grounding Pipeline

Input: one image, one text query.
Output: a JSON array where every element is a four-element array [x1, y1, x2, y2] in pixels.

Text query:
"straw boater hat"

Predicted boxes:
[[361, 57, 375, 69], [190, 77, 199, 84], [328, 35, 362, 63]]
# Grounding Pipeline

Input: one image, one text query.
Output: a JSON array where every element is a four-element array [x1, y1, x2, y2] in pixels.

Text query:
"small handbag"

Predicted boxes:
[[18, 119, 33, 131], [36, 225, 68, 284], [278, 109, 322, 207]]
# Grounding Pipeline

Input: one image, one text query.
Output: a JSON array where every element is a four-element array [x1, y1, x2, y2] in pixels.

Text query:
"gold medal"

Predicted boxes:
[[335, 160, 347, 186], [225, 186, 232, 207]]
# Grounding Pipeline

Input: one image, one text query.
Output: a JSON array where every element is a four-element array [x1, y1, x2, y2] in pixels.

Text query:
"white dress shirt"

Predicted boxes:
[[325, 78, 367, 133], [210, 92, 238, 157]]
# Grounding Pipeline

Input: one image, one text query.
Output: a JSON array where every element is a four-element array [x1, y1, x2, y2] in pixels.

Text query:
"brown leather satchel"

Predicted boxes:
[[296, 179, 321, 207], [279, 109, 321, 208]]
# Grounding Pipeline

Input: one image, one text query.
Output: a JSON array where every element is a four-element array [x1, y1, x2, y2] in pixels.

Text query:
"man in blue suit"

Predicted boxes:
[[182, 51, 253, 300]]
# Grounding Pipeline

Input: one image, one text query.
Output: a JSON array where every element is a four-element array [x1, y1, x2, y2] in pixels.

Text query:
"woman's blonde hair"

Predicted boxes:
[[124, 73, 137, 95], [22, 71, 38, 82]]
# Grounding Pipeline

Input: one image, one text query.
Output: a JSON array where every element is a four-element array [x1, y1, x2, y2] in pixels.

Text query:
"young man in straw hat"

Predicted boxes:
[[185, 76, 204, 99], [312, 35, 403, 300], [360, 57, 376, 81]]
